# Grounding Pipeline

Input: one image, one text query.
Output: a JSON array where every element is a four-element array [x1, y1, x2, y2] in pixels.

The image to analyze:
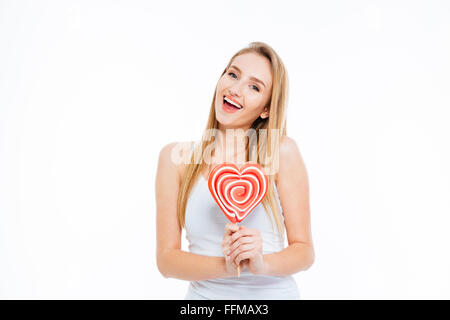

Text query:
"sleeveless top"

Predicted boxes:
[[183, 142, 300, 300]]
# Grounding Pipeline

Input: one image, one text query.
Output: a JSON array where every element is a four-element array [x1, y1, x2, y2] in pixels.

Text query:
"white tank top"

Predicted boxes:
[[184, 143, 300, 300]]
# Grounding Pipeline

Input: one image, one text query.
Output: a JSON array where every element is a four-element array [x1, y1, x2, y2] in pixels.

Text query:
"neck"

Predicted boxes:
[[213, 125, 250, 164]]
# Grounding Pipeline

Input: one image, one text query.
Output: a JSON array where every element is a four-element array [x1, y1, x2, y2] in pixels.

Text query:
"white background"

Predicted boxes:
[[1, 0, 449, 299]]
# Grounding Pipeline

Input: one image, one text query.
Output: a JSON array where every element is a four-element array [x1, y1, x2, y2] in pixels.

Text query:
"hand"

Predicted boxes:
[[221, 223, 240, 276], [228, 226, 266, 275]]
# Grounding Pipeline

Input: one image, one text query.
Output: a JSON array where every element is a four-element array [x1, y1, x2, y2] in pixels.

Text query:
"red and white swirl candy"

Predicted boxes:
[[207, 162, 268, 223]]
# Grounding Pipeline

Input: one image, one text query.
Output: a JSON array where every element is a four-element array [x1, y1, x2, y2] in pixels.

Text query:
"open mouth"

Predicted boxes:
[[222, 96, 243, 112]]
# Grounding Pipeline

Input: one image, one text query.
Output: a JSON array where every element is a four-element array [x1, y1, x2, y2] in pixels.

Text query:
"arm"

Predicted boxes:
[[263, 136, 315, 276], [228, 136, 315, 276], [155, 142, 234, 281]]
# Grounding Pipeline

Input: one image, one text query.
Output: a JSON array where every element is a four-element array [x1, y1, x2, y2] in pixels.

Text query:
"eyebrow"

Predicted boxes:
[[229, 65, 266, 88]]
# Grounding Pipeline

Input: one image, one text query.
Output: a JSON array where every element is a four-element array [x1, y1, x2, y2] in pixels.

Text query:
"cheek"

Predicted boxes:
[[218, 75, 230, 86], [245, 95, 264, 111]]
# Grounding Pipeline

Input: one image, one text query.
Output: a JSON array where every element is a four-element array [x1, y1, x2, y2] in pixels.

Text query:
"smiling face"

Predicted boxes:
[[214, 52, 273, 131]]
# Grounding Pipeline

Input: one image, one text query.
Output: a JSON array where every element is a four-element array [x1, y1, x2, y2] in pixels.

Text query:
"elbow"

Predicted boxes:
[[156, 251, 172, 279], [157, 264, 170, 279], [305, 258, 314, 271], [304, 247, 315, 271], [297, 244, 315, 272]]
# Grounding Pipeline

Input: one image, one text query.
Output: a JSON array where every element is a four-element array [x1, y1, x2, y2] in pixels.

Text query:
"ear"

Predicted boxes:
[[260, 107, 269, 119]]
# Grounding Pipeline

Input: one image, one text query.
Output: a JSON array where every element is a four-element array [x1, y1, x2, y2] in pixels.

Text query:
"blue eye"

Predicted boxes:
[[227, 71, 259, 92], [251, 85, 260, 92]]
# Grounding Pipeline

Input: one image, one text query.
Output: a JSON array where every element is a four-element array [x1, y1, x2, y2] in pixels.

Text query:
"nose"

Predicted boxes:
[[228, 81, 243, 98]]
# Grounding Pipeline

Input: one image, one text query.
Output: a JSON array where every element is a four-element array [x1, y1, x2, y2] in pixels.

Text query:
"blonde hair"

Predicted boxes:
[[177, 41, 289, 238]]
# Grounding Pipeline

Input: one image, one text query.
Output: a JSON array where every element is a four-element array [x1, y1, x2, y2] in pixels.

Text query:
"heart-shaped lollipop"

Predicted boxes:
[[207, 162, 268, 223]]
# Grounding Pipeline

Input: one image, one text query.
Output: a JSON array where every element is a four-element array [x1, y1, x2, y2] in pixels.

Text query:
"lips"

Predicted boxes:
[[222, 98, 241, 113], [223, 95, 243, 109]]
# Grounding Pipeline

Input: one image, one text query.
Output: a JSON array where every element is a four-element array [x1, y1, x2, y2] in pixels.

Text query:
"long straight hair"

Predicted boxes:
[[177, 42, 289, 238]]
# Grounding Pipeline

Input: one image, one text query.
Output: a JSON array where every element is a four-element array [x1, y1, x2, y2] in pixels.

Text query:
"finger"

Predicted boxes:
[[240, 259, 250, 267], [225, 254, 236, 267], [228, 237, 254, 255], [222, 236, 234, 254], [234, 250, 255, 266], [221, 237, 231, 250], [222, 244, 229, 256], [230, 234, 258, 248], [231, 228, 259, 242], [222, 225, 239, 248], [229, 244, 256, 262], [226, 223, 239, 232], [225, 223, 239, 235]]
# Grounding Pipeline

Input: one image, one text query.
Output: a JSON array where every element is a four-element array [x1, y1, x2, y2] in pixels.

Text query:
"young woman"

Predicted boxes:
[[155, 42, 314, 299]]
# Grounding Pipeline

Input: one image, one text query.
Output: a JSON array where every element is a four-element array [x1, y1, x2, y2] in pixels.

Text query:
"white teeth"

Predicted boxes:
[[224, 96, 242, 109]]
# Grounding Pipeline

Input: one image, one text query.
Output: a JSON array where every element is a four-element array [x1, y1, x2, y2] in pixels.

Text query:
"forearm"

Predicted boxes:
[[262, 243, 315, 277], [157, 249, 230, 281]]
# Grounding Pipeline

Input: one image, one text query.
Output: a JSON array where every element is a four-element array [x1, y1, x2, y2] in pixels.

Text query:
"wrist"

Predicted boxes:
[[255, 254, 270, 276], [224, 256, 236, 278], [263, 255, 271, 275]]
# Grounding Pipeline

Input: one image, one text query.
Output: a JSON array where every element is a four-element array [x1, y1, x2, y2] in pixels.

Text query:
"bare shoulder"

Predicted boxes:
[[280, 136, 300, 155], [276, 136, 307, 183], [158, 141, 195, 181]]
